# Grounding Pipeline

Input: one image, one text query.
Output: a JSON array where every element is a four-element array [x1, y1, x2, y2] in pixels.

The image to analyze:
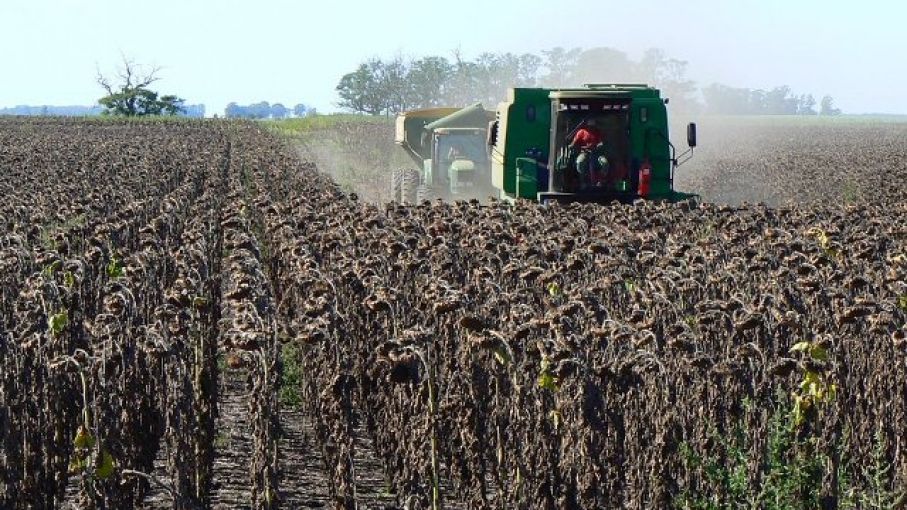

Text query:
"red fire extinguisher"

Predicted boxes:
[[638, 159, 652, 197]]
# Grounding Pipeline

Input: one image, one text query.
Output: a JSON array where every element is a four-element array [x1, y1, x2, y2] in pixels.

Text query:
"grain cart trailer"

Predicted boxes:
[[393, 103, 496, 204]]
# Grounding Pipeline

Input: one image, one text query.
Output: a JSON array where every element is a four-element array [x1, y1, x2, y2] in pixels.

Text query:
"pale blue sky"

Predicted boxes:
[[1, 0, 904, 115]]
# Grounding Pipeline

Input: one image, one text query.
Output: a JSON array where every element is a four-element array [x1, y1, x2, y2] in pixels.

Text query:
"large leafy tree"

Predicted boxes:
[[336, 56, 413, 116], [97, 57, 185, 116], [469, 52, 541, 107], [639, 48, 698, 112], [798, 94, 817, 115], [820, 95, 841, 116], [380, 56, 413, 115], [336, 60, 388, 115], [407, 57, 454, 108], [271, 103, 289, 119], [443, 50, 482, 107], [571, 47, 636, 87], [225, 102, 242, 118], [539, 47, 581, 87]]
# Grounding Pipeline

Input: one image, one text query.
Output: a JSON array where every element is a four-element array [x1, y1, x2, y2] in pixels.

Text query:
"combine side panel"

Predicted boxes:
[[490, 104, 510, 192], [628, 92, 672, 198], [491, 88, 551, 198]]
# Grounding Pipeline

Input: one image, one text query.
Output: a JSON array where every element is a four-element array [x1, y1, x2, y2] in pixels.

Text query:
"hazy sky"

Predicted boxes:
[[1, 0, 904, 115]]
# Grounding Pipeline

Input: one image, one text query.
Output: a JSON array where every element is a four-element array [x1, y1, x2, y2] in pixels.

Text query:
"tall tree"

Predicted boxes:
[[249, 101, 271, 119], [639, 48, 698, 111], [540, 47, 581, 86], [96, 57, 184, 116], [379, 55, 412, 115], [336, 60, 387, 115], [798, 94, 817, 115], [571, 47, 636, 87], [820, 95, 841, 115], [472, 52, 510, 106], [271, 103, 288, 119], [407, 56, 454, 108], [517, 53, 542, 87], [293, 103, 307, 117], [702, 83, 751, 114], [748, 89, 767, 114], [765, 86, 795, 114], [444, 50, 482, 107], [225, 102, 241, 118]]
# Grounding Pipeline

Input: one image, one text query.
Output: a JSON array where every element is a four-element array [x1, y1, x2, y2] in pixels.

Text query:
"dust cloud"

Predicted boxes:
[[672, 116, 905, 207], [291, 120, 409, 204]]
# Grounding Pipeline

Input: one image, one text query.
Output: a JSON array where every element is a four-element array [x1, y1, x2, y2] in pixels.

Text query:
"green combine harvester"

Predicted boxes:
[[393, 83, 697, 204]]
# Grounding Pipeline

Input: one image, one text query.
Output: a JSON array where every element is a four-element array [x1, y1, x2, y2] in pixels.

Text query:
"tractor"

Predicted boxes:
[[392, 103, 496, 204], [392, 83, 696, 204]]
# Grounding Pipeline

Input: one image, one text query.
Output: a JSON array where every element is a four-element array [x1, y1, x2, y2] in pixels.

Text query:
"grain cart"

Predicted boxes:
[[488, 84, 697, 203], [392, 103, 496, 204]]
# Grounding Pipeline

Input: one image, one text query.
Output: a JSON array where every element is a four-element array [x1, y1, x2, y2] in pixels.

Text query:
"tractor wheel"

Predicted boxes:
[[416, 184, 435, 204], [390, 168, 404, 203], [400, 169, 420, 205]]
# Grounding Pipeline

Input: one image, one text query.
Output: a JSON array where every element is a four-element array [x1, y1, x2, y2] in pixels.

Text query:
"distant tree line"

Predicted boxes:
[[180, 104, 206, 118], [702, 84, 840, 116], [0, 105, 103, 116], [0, 104, 205, 117], [336, 47, 842, 116], [224, 102, 312, 119]]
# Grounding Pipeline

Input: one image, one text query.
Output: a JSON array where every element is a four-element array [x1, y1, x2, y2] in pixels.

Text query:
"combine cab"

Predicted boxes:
[[392, 104, 495, 204], [489, 84, 697, 203]]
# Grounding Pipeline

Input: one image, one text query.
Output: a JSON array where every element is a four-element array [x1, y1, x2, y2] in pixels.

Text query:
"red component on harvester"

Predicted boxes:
[[638, 160, 652, 197]]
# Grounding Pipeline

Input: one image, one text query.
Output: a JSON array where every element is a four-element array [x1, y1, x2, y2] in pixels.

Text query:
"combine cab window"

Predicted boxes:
[[550, 100, 631, 194]]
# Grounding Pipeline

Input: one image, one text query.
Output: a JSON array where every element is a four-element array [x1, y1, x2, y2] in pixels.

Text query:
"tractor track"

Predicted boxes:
[[276, 406, 329, 508], [209, 369, 254, 509]]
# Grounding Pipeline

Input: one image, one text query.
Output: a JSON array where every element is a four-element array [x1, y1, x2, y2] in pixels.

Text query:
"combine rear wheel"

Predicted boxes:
[[400, 169, 420, 205]]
